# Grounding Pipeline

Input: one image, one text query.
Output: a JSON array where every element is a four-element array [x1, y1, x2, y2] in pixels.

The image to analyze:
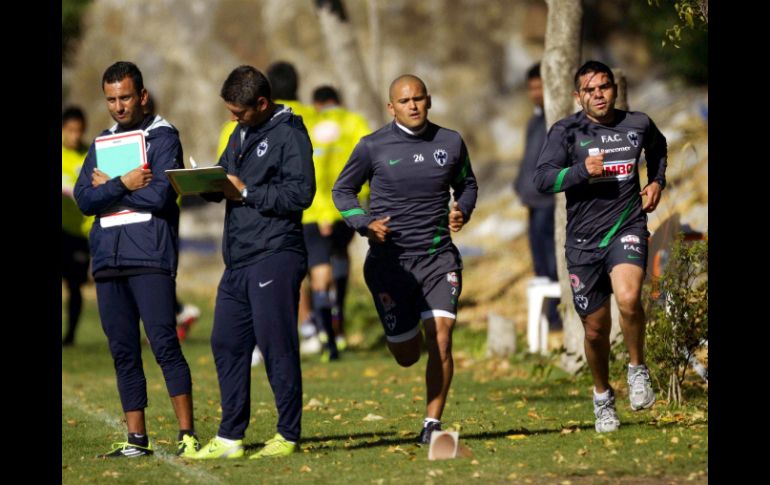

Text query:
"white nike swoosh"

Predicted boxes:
[[259, 280, 273, 288]]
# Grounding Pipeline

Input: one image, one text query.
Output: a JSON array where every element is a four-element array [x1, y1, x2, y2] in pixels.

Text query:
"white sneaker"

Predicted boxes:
[[300, 335, 322, 355], [251, 347, 263, 367], [176, 303, 201, 326], [300, 320, 317, 339], [594, 389, 620, 433], [627, 364, 656, 410]]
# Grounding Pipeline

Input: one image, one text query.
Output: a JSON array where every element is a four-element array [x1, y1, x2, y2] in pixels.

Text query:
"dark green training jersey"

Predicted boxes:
[[332, 121, 478, 258], [533, 110, 667, 250]]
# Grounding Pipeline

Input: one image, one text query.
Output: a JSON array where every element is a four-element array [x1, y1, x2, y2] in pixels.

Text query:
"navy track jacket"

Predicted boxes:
[[207, 106, 316, 269], [74, 115, 183, 276]]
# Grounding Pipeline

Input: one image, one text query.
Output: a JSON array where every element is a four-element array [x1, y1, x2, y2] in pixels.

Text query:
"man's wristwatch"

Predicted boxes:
[[241, 187, 248, 199]]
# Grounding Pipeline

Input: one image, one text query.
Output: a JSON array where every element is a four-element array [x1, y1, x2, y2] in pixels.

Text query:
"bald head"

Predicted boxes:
[[387, 74, 431, 131], [389, 74, 428, 102]]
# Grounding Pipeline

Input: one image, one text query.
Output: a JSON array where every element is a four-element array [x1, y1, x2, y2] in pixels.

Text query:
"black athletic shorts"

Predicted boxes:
[[303, 223, 333, 268], [62, 230, 90, 285], [566, 228, 648, 317], [329, 221, 355, 257], [363, 246, 462, 342]]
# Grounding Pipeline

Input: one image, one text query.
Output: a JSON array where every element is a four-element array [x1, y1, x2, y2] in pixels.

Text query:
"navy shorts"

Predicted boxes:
[[566, 229, 648, 317], [363, 247, 462, 342]]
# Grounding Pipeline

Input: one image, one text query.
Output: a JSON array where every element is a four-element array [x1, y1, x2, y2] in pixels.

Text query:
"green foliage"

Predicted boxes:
[[62, 0, 92, 64], [638, 0, 707, 84], [644, 234, 708, 406], [648, 0, 708, 47]]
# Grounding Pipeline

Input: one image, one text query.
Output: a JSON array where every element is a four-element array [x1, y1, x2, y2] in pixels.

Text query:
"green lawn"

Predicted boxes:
[[62, 288, 707, 484]]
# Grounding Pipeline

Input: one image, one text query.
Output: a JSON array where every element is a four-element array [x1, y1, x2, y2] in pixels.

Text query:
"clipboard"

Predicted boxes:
[[94, 130, 148, 178], [165, 166, 237, 195], [94, 130, 152, 228]]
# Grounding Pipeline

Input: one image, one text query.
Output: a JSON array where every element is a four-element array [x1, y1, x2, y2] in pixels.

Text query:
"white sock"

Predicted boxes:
[[423, 417, 440, 427], [216, 435, 240, 445], [628, 363, 646, 371], [593, 388, 610, 400]]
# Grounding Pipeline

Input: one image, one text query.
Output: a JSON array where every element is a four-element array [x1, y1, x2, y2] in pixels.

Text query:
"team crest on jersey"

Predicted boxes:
[[446, 272, 459, 287], [627, 131, 639, 147], [384, 313, 397, 330], [575, 294, 589, 311], [434, 149, 448, 166], [257, 139, 269, 157]]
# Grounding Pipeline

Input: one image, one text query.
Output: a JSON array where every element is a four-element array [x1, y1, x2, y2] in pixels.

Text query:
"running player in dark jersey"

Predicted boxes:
[[534, 60, 667, 433], [333, 75, 478, 444]]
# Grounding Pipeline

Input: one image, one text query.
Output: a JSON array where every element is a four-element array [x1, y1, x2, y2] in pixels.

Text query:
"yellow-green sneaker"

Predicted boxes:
[[249, 433, 297, 459], [176, 434, 201, 457], [190, 436, 244, 459]]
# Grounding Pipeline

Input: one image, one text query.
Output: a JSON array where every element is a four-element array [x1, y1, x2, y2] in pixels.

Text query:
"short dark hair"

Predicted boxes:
[[62, 106, 86, 126], [266, 61, 299, 100], [220, 65, 272, 107], [526, 62, 541, 81], [312, 85, 340, 104], [574, 60, 615, 90], [102, 61, 144, 93]]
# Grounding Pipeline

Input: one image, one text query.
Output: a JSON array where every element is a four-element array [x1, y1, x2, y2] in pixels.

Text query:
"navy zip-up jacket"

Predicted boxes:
[[74, 115, 183, 276], [207, 105, 316, 269]]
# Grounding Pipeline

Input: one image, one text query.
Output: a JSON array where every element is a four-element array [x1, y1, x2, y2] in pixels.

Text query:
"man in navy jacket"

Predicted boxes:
[[74, 61, 199, 458], [192, 65, 315, 460]]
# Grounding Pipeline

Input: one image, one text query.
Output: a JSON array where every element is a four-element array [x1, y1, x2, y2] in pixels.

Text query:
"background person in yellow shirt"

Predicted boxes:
[[310, 85, 371, 352], [62, 106, 93, 346]]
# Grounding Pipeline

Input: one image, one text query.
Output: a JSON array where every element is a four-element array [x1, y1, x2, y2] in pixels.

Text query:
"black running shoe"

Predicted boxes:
[[98, 441, 154, 458], [417, 421, 442, 444]]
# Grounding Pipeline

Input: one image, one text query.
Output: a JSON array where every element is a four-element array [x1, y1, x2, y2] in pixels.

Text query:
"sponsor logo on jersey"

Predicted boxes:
[[447, 271, 459, 287], [570, 274, 585, 292], [379, 292, 396, 312], [388, 159, 402, 165], [602, 146, 632, 153], [312, 120, 342, 143], [623, 244, 643, 254], [588, 158, 637, 183], [433, 149, 448, 166], [620, 234, 641, 244], [601, 134, 622, 143], [257, 139, 269, 157], [580, 140, 593, 147]]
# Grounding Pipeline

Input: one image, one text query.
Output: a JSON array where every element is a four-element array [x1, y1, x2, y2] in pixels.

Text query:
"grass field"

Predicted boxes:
[[62, 287, 707, 484]]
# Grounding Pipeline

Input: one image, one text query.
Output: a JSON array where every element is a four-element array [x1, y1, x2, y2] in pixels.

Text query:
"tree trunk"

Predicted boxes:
[[613, 68, 628, 111], [315, 0, 384, 128], [542, 0, 583, 373]]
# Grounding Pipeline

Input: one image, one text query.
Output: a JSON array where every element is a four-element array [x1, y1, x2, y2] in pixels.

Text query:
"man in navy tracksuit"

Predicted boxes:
[[192, 66, 315, 460], [534, 61, 667, 433], [74, 62, 200, 458], [332, 75, 478, 444]]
